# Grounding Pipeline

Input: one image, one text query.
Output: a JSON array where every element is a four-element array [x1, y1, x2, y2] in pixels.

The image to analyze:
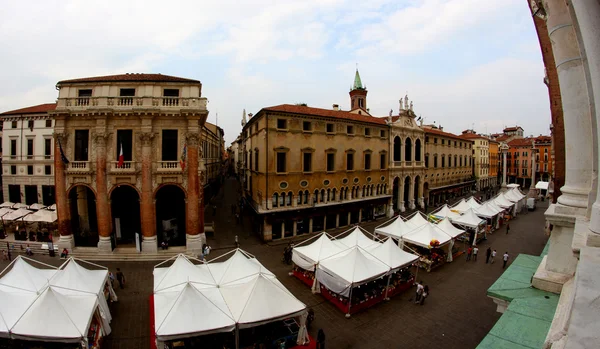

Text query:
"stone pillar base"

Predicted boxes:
[[418, 197, 424, 209], [142, 236, 158, 254], [186, 233, 205, 255], [97, 236, 112, 253], [409, 200, 416, 210], [57, 235, 75, 254], [532, 255, 572, 294], [387, 206, 394, 218], [399, 202, 406, 212]]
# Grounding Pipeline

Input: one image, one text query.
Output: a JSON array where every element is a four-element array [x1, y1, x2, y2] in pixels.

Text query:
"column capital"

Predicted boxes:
[[186, 132, 201, 146], [53, 132, 69, 143], [138, 132, 155, 146], [93, 132, 110, 147]]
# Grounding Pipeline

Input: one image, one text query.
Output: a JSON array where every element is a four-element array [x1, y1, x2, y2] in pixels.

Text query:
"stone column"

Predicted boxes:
[[335, 214, 340, 227], [408, 177, 416, 210], [94, 133, 112, 252], [501, 147, 508, 190], [293, 221, 297, 236], [308, 218, 313, 233], [54, 133, 73, 252], [139, 133, 157, 253], [544, 0, 593, 210], [263, 218, 272, 241], [529, 144, 538, 198], [572, 0, 600, 246], [358, 209, 362, 223], [397, 180, 405, 212], [186, 132, 204, 254], [387, 198, 394, 217]]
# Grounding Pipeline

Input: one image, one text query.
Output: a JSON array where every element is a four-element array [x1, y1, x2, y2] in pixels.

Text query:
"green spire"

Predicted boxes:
[[353, 69, 363, 90]]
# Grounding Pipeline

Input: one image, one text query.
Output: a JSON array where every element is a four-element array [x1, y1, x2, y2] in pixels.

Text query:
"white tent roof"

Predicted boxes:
[[503, 190, 521, 203], [536, 181, 549, 190], [431, 204, 462, 220], [50, 259, 108, 294], [401, 223, 452, 249], [452, 199, 472, 213], [23, 210, 57, 223], [473, 204, 499, 219], [154, 251, 306, 341], [47, 204, 57, 210], [27, 204, 46, 210], [451, 208, 486, 228], [436, 218, 466, 239], [0, 288, 38, 338], [11, 203, 28, 209], [0, 202, 14, 208], [511, 188, 527, 199], [405, 212, 429, 229], [0, 208, 14, 218], [292, 233, 345, 270], [374, 215, 414, 240], [318, 247, 389, 286], [493, 194, 514, 208], [368, 239, 418, 270], [507, 183, 520, 188], [0, 258, 56, 293], [486, 200, 506, 214], [466, 197, 482, 209], [3, 208, 33, 221], [334, 227, 379, 249]]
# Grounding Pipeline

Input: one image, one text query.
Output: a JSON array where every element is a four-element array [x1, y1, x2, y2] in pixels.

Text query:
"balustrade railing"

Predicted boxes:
[[110, 161, 136, 172], [157, 161, 180, 171], [60, 96, 206, 109], [67, 161, 90, 172]]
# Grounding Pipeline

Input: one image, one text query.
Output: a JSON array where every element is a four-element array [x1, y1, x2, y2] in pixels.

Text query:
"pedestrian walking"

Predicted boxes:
[[414, 281, 424, 304], [316, 329, 326, 349], [491, 249, 497, 264], [486, 247, 491, 264], [473, 246, 479, 261], [108, 271, 115, 288], [235, 235, 239, 248], [212, 204, 217, 216], [116, 268, 125, 289], [420, 285, 429, 305], [466, 247, 472, 261], [506, 223, 510, 235], [503, 252, 510, 269]]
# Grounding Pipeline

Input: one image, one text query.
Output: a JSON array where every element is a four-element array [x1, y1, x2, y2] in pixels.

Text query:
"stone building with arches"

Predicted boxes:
[[50, 73, 209, 254], [387, 99, 426, 215], [240, 70, 391, 241]]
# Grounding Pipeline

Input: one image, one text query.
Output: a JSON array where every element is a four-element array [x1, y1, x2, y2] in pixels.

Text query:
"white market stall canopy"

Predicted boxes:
[[405, 212, 430, 229], [27, 203, 46, 211], [11, 203, 29, 209], [47, 204, 57, 210], [333, 226, 381, 249], [374, 215, 414, 240], [0, 256, 113, 343], [473, 203, 500, 219], [0, 208, 14, 218], [451, 208, 486, 229], [153, 250, 307, 342], [451, 199, 472, 213], [23, 209, 58, 223], [2, 208, 33, 221], [431, 204, 462, 220], [466, 197, 482, 209], [436, 218, 466, 239], [486, 200, 506, 214], [536, 181, 549, 190], [507, 183, 520, 188], [401, 223, 452, 249], [367, 239, 419, 271], [0, 202, 14, 209], [291, 233, 345, 270], [493, 194, 514, 209], [504, 190, 523, 203]]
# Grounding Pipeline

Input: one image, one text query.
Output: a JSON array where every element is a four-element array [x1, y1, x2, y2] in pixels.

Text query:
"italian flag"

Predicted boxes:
[[118, 142, 124, 168]]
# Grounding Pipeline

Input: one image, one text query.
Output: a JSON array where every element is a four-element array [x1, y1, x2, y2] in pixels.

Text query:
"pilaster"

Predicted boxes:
[[94, 132, 111, 241], [139, 132, 156, 247], [54, 132, 71, 237]]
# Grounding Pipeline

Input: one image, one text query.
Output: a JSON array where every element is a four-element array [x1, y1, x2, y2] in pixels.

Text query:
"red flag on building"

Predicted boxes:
[[180, 143, 187, 171], [118, 142, 124, 168]]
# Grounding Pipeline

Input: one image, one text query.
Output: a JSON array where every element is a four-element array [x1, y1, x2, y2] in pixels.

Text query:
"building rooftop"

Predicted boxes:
[[0, 103, 57, 116], [261, 104, 387, 125], [57, 73, 200, 85], [504, 126, 523, 132], [423, 127, 471, 141], [508, 138, 535, 147], [459, 132, 489, 140]]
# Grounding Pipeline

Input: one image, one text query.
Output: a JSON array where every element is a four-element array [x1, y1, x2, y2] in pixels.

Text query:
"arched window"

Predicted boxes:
[[405, 137, 412, 161], [272, 193, 279, 207], [332, 188, 337, 201], [314, 189, 319, 204], [320, 189, 325, 202], [304, 190, 309, 204], [297, 191, 303, 205], [327, 188, 331, 201], [287, 191, 292, 206], [415, 139, 422, 161], [362, 186, 366, 197], [280, 192, 285, 207], [393, 136, 401, 161]]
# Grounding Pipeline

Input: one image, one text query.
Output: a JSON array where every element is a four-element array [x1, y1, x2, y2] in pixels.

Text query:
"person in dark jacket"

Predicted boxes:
[[317, 329, 326, 349]]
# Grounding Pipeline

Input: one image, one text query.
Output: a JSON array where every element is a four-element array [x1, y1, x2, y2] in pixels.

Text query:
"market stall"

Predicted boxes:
[[436, 218, 466, 260], [332, 226, 380, 249], [430, 204, 462, 221], [291, 233, 345, 288], [474, 202, 502, 234], [451, 208, 486, 246], [451, 199, 472, 213], [374, 215, 416, 246], [493, 194, 515, 222], [0, 256, 114, 348], [154, 250, 309, 349], [405, 211, 430, 230], [466, 197, 483, 210], [401, 223, 452, 271]]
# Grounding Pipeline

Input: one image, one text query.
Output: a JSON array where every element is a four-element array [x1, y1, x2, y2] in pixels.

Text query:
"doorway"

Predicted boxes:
[[68, 185, 98, 247], [110, 185, 141, 245], [155, 185, 186, 246]]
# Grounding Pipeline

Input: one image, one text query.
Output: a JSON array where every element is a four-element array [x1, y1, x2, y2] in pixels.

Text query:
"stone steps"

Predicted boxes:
[[71, 246, 194, 262], [0, 239, 57, 257]]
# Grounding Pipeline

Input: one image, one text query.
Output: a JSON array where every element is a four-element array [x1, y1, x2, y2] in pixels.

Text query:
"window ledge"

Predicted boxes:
[[276, 172, 289, 175]]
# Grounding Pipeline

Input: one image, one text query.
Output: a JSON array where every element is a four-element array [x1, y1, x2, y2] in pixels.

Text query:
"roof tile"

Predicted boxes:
[[262, 104, 387, 125], [57, 73, 200, 84], [0, 103, 57, 116]]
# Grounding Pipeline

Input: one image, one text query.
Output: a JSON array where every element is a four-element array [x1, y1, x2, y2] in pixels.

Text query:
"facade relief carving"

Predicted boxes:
[[185, 132, 200, 147], [138, 132, 155, 147]]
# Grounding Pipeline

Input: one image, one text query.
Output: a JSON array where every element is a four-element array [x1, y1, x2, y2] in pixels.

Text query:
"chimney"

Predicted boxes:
[[332, 104, 339, 111], [439, 125, 443, 131]]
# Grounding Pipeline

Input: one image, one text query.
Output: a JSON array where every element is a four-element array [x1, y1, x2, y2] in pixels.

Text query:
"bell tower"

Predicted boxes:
[[349, 69, 368, 113]]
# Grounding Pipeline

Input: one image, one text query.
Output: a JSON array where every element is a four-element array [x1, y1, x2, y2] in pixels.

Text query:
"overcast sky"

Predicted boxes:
[[0, 0, 549, 145]]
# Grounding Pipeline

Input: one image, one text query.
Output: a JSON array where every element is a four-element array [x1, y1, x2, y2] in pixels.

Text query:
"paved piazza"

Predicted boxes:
[[0, 179, 550, 349]]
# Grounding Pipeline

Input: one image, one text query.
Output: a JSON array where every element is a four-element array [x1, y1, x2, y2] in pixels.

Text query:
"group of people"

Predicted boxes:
[[466, 246, 510, 268]]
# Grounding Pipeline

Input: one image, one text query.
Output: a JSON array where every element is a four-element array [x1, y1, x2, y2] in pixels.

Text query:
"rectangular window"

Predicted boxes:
[[10, 139, 17, 158], [434, 157, 438, 168], [364, 153, 371, 170], [46, 120, 52, 128], [425, 155, 429, 168], [380, 154, 386, 169], [454, 141, 457, 147], [8, 185, 20, 203], [161, 129, 178, 161], [347, 125, 354, 135], [303, 152, 312, 172], [442, 157, 445, 168], [441, 139, 445, 145], [26, 139, 33, 159], [28, 120, 34, 129], [11, 121, 17, 129], [45, 165, 52, 175], [326, 123, 334, 133], [10, 166, 16, 175], [276, 152, 287, 173], [380, 130, 385, 138], [74, 130, 90, 161], [327, 153, 335, 172], [302, 121, 312, 132], [277, 119, 287, 129], [254, 151, 258, 171], [27, 165, 33, 175], [163, 89, 180, 106], [434, 138, 438, 144], [78, 89, 92, 97], [365, 128, 371, 136], [346, 153, 354, 171], [44, 138, 52, 159], [119, 88, 135, 96], [163, 88, 179, 97]]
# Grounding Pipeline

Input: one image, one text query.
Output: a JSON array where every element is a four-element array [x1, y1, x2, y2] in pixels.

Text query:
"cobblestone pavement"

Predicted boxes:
[[0, 178, 550, 349]]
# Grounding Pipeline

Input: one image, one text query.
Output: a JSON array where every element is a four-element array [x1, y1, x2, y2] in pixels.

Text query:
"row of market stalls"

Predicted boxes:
[[0, 202, 58, 223], [0, 256, 115, 348], [152, 250, 309, 349], [291, 227, 419, 316]]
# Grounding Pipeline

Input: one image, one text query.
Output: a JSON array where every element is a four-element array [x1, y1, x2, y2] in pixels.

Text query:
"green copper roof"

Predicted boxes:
[[353, 69, 363, 90]]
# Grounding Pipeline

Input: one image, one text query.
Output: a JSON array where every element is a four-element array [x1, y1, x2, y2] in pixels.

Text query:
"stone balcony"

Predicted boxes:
[[109, 161, 138, 174], [66, 161, 92, 174], [57, 96, 208, 110], [157, 161, 182, 173]]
